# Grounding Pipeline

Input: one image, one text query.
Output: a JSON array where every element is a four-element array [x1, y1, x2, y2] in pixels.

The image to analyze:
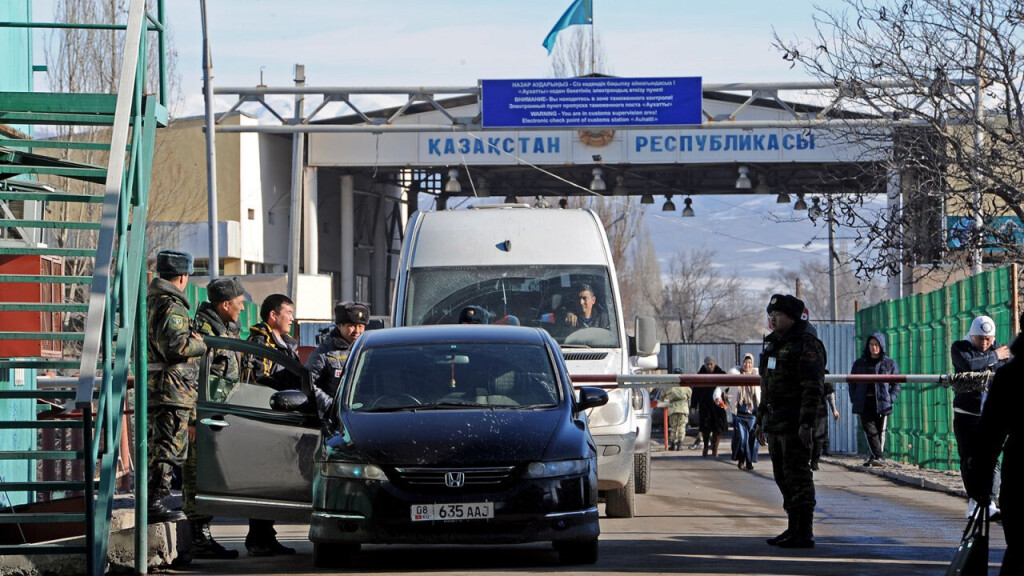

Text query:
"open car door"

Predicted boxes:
[[195, 336, 320, 522]]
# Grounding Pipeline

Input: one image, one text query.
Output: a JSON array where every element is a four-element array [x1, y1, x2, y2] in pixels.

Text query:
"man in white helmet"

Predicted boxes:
[[951, 314, 1010, 519]]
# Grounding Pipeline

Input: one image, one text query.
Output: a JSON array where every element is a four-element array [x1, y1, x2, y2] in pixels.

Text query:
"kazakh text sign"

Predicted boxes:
[[481, 77, 702, 128]]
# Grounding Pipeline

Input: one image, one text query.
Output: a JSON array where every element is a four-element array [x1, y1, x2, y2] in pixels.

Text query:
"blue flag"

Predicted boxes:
[[542, 0, 593, 55]]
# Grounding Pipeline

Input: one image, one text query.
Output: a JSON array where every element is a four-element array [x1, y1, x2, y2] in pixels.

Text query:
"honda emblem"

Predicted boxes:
[[444, 471, 465, 488]]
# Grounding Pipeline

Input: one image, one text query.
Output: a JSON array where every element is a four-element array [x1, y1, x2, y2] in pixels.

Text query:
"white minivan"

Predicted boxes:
[[391, 204, 659, 517]]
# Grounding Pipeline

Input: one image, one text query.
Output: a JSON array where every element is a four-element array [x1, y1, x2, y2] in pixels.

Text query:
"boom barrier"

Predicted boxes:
[[570, 373, 953, 389]]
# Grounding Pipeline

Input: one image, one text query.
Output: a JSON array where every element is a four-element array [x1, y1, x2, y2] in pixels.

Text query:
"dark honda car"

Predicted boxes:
[[194, 325, 608, 568]]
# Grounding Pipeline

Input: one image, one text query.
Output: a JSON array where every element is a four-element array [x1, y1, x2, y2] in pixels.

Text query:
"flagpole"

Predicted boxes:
[[589, 0, 595, 74]]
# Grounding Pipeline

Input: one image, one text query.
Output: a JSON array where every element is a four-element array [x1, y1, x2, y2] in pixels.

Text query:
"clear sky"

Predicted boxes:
[[31, 0, 865, 295]]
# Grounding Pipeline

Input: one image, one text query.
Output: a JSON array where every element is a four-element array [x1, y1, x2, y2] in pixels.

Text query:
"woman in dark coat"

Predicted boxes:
[[849, 332, 900, 467], [694, 356, 728, 457]]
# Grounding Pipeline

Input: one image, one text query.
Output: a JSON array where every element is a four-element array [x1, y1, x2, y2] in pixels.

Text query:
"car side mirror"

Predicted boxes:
[[577, 387, 609, 410], [270, 389, 314, 413], [634, 316, 659, 357]]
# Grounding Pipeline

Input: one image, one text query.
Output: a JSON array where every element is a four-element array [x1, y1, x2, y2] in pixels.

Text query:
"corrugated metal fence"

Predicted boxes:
[[857, 265, 1018, 471], [658, 322, 861, 454]]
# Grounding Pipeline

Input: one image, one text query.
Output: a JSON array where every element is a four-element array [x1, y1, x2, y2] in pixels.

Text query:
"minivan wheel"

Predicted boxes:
[[312, 542, 359, 568], [603, 468, 635, 518], [634, 450, 651, 494], [555, 538, 599, 564]]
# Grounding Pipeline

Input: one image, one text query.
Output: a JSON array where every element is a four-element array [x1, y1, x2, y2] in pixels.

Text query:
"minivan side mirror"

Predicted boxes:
[[270, 389, 315, 413], [634, 316, 659, 357], [577, 387, 609, 410]]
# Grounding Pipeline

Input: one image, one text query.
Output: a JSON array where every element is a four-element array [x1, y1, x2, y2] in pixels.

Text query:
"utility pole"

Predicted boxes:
[[200, 0, 219, 278]]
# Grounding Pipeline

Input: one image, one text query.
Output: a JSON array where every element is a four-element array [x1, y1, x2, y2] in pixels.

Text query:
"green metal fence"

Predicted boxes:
[[856, 266, 1016, 470]]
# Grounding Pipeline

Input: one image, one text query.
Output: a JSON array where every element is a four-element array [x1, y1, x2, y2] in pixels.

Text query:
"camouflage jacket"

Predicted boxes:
[[757, 321, 826, 433], [242, 322, 299, 382], [147, 278, 206, 409], [193, 301, 240, 403]]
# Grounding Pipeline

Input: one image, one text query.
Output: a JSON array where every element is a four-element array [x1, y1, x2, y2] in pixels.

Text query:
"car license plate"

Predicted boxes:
[[411, 502, 494, 522]]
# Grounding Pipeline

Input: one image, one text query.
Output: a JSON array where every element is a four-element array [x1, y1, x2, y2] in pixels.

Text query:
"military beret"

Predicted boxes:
[[156, 250, 194, 276], [207, 276, 244, 303], [766, 293, 806, 321], [458, 305, 489, 324], [335, 301, 370, 325]]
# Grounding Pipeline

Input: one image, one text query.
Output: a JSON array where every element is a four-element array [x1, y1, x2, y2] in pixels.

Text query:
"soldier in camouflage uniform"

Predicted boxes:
[[305, 301, 369, 407], [185, 276, 246, 559], [147, 250, 206, 524], [755, 294, 825, 549], [240, 293, 299, 557]]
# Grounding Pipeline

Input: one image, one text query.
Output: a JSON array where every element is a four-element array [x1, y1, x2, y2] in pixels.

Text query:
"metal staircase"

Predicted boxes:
[[0, 2, 166, 574]]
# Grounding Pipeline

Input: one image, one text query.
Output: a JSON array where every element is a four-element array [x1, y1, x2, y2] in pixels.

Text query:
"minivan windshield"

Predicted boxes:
[[403, 266, 619, 347], [345, 342, 561, 412]]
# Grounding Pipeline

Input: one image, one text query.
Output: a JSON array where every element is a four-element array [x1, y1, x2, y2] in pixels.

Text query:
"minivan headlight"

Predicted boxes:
[[320, 462, 388, 480], [523, 459, 589, 478]]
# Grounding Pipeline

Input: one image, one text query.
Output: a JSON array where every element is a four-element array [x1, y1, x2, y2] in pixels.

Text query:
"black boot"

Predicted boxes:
[[246, 520, 296, 557], [147, 463, 185, 524], [810, 455, 820, 471], [778, 507, 815, 548], [148, 500, 185, 524], [191, 519, 239, 559], [766, 511, 795, 545]]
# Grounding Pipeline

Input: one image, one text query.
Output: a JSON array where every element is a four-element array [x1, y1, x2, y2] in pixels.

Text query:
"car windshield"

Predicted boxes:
[[403, 266, 619, 347], [344, 342, 561, 412]]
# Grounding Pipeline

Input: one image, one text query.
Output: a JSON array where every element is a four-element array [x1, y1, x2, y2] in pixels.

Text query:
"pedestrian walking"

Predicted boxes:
[[662, 368, 692, 451], [849, 333, 900, 468], [146, 250, 206, 524], [187, 276, 246, 559], [755, 294, 825, 549], [694, 356, 728, 457], [966, 316, 1024, 576], [951, 315, 1009, 519], [728, 353, 759, 470]]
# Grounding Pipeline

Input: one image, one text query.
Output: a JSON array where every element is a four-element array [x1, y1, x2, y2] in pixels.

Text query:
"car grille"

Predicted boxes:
[[562, 352, 608, 361], [392, 466, 515, 489]]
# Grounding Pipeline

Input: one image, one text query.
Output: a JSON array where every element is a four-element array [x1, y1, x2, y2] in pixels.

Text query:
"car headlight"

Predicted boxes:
[[631, 388, 645, 410], [523, 459, 590, 478], [319, 462, 388, 480]]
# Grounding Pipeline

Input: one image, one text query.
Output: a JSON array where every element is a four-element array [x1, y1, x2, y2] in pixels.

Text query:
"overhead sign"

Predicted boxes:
[[481, 77, 702, 128]]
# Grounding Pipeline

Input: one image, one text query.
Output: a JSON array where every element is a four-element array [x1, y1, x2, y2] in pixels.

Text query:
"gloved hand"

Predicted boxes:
[[798, 423, 814, 449], [754, 421, 767, 446]]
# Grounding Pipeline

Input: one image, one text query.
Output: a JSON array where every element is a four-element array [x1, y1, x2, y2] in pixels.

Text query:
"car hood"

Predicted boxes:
[[333, 409, 565, 466]]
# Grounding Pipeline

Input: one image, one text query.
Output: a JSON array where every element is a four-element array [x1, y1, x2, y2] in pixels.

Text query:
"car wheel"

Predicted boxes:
[[312, 542, 359, 568], [555, 538, 599, 565], [603, 467, 635, 518], [634, 449, 651, 494]]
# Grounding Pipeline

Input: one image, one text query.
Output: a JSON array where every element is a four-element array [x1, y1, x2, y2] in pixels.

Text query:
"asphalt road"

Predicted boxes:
[[181, 447, 1006, 576]]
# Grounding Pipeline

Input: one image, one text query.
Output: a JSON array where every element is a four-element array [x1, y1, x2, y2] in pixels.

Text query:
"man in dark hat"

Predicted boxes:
[[147, 250, 206, 524], [755, 294, 826, 549], [306, 301, 370, 402], [183, 276, 247, 558], [458, 305, 488, 324]]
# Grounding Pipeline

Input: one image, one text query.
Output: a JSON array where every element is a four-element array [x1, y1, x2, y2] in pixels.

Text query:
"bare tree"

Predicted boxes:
[[621, 224, 661, 323], [766, 245, 888, 322], [658, 248, 764, 343], [773, 0, 1024, 283]]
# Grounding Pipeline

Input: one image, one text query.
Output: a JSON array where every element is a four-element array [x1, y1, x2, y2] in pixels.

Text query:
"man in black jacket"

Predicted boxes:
[[951, 315, 1010, 519], [755, 294, 826, 549]]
